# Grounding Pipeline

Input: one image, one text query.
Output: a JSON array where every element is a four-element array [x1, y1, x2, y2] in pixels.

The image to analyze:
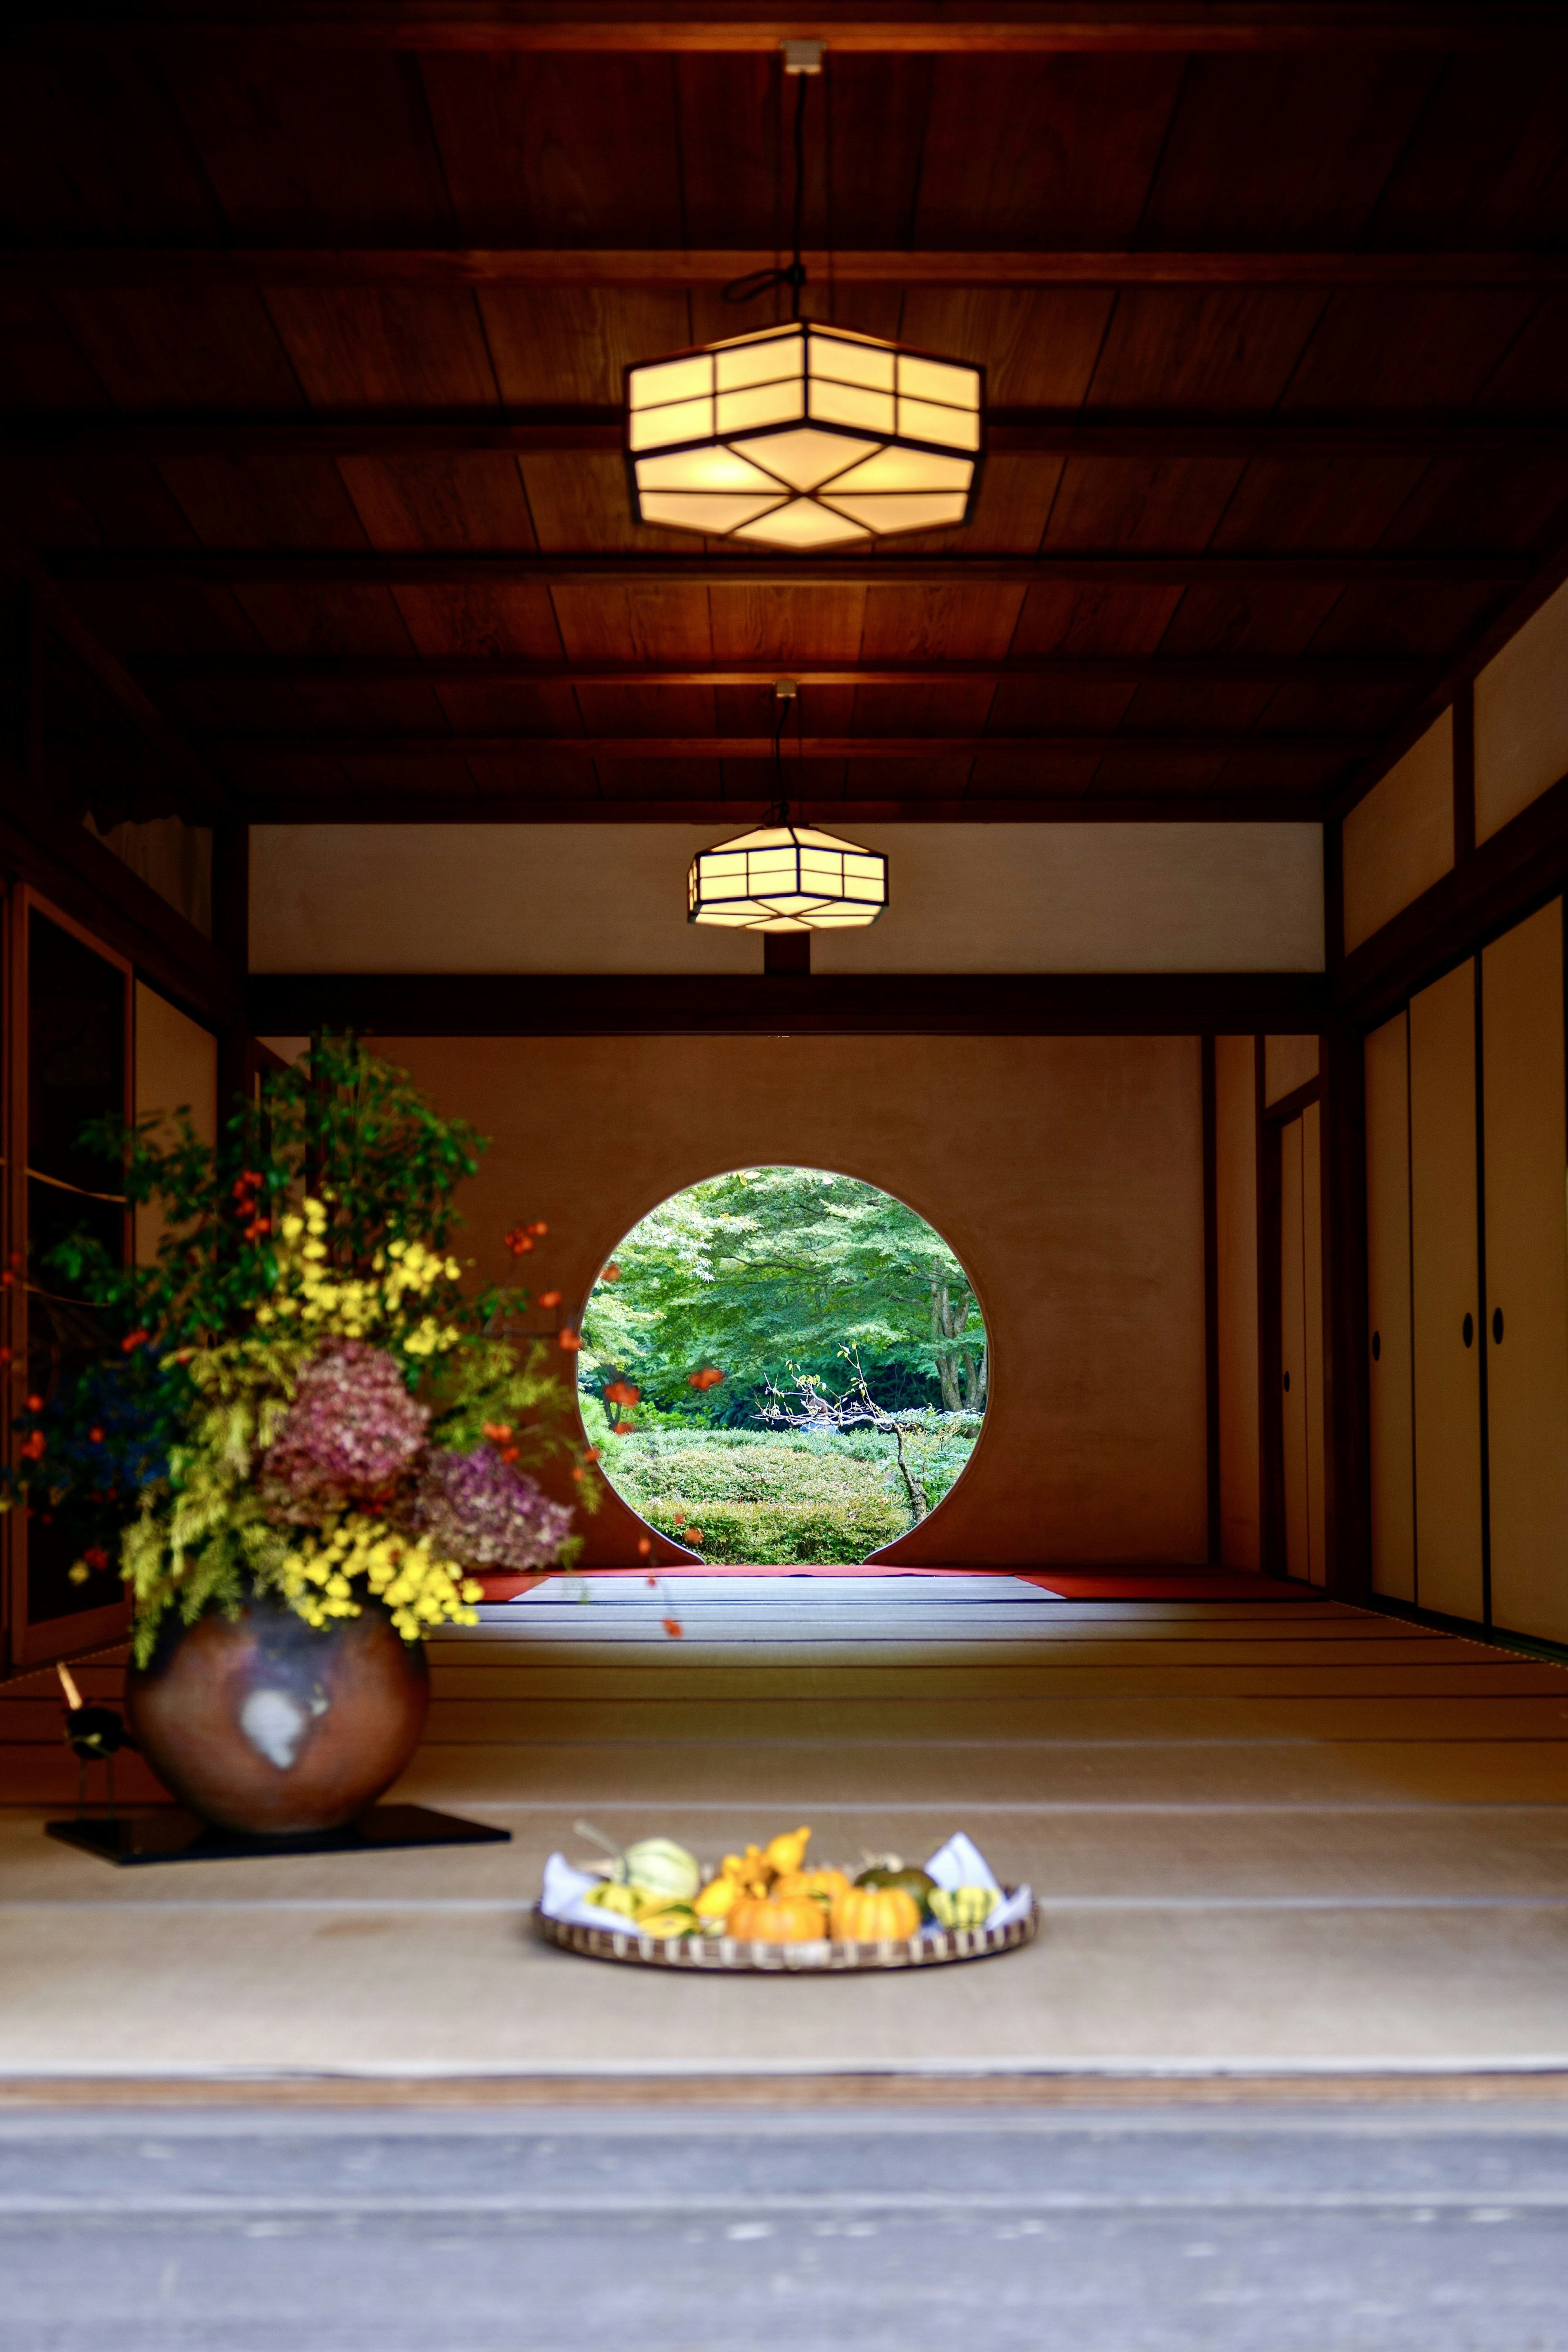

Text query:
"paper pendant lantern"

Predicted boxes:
[[628, 323, 982, 550], [688, 822, 888, 932]]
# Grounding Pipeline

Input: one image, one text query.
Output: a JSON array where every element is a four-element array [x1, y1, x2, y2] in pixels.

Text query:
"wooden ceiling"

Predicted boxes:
[[6, 2, 1568, 837]]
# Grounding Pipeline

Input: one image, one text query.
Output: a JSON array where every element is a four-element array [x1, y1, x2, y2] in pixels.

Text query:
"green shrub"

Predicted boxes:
[[600, 1422, 978, 1563]]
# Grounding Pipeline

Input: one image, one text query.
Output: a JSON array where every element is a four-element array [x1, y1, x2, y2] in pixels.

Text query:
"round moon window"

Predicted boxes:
[[579, 1166, 987, 1565]]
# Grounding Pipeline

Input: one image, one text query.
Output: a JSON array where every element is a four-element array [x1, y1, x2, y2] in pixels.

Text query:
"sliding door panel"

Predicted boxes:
[[1410, 958, 1484, 1619], [1302, 1100, 1326, 1586], [1279, 1114, 1310, 1583], [1365, 1011, 1415, 1600], [1482, 899, 1568, 1642]]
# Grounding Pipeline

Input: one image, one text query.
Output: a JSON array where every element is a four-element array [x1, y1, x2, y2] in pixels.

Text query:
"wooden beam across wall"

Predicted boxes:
[[17, 411, 1565, 461], [8, 249, 1568, 291], [247, 970, 1331, 1038], [23, 4, 1567, 53], [49, 551, 1532, 589]]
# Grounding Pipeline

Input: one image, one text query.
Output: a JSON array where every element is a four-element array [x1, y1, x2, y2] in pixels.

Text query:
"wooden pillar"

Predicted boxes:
[[212, 819, 250, 1125], [1320, 1019, 1371, 1601]]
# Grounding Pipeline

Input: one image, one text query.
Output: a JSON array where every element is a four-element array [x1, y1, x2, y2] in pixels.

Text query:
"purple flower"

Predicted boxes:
[[407, 1443, 573, 1571], [262, 1341, 428, 1516]]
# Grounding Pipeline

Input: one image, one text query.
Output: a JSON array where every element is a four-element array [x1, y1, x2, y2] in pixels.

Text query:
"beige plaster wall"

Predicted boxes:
[[1341, 711, 1454, 951], [1477, 577, 1568, 845], [368, 1032, 1210, 1568], [256, 822, 1325, 976]]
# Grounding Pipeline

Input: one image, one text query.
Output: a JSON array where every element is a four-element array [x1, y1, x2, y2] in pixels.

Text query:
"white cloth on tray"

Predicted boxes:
[[920, 1833, 1032, 1934]]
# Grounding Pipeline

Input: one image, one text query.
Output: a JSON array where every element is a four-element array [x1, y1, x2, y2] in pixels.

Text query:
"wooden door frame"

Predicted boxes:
[[4, 886, 134, 1669]]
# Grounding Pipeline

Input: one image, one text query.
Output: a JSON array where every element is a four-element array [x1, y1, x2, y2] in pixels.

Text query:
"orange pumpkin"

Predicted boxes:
[[774, 1869, 851, 1914], [831, 1884, 922, 1943], [727, 1893, 831, 1944]]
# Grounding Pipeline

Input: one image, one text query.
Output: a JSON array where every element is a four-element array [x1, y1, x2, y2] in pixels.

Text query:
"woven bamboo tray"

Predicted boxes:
[[534, 1891, 1038, 1972]]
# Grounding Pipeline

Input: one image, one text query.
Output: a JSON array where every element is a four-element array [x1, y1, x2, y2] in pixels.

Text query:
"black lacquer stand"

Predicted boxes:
[[46, 1804, 511, 1866]]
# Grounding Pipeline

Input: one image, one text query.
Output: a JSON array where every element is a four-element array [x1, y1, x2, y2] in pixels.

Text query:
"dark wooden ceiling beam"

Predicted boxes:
[[239, 795, 1319, 823], [197, 729, 1370, 759], [135, 654, 1437, 688], [11, 248, 1568, 291], [18, 409, 1567, 461], [29, 5, 1567, 55], [50, 550, 1530, 588]]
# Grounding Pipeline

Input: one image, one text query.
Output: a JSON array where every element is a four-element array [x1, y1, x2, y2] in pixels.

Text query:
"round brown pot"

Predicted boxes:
[[126, 1597, 430, 1837]]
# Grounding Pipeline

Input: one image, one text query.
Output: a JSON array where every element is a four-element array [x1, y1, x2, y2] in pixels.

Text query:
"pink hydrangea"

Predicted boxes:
[[408, 1443, 574, 1571], [262, 1341, 428, 1516]]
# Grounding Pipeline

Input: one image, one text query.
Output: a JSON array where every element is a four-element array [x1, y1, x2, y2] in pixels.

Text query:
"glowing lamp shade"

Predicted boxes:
[[628, 323, 982, 549], [688, 822, 888, 933]]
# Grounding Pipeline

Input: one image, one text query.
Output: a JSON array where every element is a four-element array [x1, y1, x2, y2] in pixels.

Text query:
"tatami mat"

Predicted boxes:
[[3, 1574, 1568, 2078]]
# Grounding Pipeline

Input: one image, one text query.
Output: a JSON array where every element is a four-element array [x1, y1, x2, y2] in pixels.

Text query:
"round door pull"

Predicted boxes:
[[1371, 1330, 1381, 1361], [1463, 1312, 1474, 1348], [1493, 1307, 1504, 1344], [1283, 1370, 1291, 1392]]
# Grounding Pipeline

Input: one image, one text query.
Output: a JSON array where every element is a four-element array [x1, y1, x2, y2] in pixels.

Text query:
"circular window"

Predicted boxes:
[[579, 1166, 987, 1565]]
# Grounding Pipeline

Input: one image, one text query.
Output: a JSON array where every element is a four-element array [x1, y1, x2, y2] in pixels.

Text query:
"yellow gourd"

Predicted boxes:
[[773, 1868, 850, 1914], [727, 1892, 830, 1944], [832, 1884, 922, 1943], [719, 1846, 773, 1897], [762, 1824, 812, 1876], [635, 1904, 697, 1938], [694, 1876, 742, 1921], [928, 1885, 997, 1931]]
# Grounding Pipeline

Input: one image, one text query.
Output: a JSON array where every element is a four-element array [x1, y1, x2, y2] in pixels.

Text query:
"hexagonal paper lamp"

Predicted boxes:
[[626, 322, 983, 550], [688, 822, 888, 933]]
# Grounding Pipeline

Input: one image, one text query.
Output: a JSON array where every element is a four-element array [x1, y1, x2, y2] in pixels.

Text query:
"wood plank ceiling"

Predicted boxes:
[[4, 3, 1568, 833]]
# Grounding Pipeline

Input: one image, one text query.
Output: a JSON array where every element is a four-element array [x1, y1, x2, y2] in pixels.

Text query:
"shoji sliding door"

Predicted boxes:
[[1365, 1011, 1414, 1600], [1481, 901, 1568, 1643], [1408, 959, 1486, 1621], [1376, 899, 1568, 1637], [1279, 1107, 1326, 1586]]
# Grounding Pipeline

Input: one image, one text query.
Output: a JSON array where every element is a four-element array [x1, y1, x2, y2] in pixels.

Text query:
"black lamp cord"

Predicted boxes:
[[723, 69, 809, 317], [766, 690, 805, 829]]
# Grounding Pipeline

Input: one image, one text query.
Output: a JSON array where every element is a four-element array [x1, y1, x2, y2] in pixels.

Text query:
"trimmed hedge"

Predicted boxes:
[[603, 1426, 976, 1564]]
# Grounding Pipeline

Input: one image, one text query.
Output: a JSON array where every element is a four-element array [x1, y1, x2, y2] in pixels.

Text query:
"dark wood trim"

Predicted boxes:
[[0, 751, 241, 1031], [209, 729, 1373, 762], [1319, 1022, 1370, 1604], [0, 524, 234, 826], [22, 5, 1565, 54], [49, 550, 1531, 590], [9, 249, 1568, 291], [1256, 1038, 1286, 1579], [241, 794, 1323, 825], [1453, 680, 1477, 864], [134, 653, 1442, 689], [1261, 1074, 1321, 1126], [211, 822, 252, 1121], [764, 933, 811, 978], [1473, 954, 1492, 1628], [1323, 813, 1345, 975], [20, 410, 1564, 461], [246, 969, 1332, 1039], [1201, 1034, 1221, 1566], [1336, 764, 1568, 1027]]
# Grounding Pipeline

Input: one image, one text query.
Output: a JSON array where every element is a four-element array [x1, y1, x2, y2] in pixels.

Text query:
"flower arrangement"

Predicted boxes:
[[5, 1038, 595, 1662]]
